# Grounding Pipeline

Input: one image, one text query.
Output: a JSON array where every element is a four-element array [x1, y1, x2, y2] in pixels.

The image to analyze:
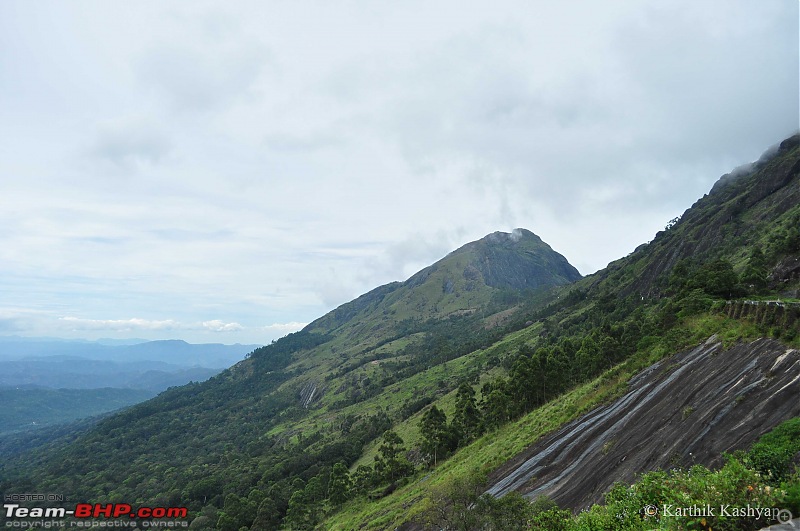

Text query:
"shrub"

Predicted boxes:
[[746, 417, 800, 482]]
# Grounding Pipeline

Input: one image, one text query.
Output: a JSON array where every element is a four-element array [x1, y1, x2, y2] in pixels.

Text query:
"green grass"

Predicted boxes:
[[268, 320, 548, 463], [324, 355, 652, 529], [323, 311, 787, 529]]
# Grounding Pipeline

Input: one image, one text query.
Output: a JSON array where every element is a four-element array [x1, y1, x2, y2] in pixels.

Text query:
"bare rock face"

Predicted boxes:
[[469, 229, 582, 291], [487, 337, 800, 511], [298, 380, 321, 408], [620, 135, 800, 300], [772, 256, 800, 284]]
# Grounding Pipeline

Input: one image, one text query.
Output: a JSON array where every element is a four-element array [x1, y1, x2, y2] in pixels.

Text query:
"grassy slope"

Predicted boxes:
[[324, 311, 798, 529], [269, 319, 544, 457]]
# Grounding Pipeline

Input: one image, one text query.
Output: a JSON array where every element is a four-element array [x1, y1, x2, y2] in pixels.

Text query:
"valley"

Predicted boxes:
[[0, 339, 259, 441]]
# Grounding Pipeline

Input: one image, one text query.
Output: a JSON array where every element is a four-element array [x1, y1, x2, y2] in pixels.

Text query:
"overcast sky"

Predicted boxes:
[[1, 1, 797, 345]]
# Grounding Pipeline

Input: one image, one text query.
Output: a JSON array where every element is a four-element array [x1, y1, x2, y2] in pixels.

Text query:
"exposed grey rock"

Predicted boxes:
[[487, 338, 800, 511], [299, 380, 321, 408]]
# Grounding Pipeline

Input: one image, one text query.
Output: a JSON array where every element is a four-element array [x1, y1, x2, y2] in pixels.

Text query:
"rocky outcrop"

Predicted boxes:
[[299, 381, 322, 408], [472, 229, 582, 291], [487, 337, 800, 511], [772, 256, 800, 285], [616, 135, 800, 299]]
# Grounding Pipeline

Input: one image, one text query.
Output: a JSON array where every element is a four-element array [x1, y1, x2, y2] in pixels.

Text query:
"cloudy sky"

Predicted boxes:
[[1, 1, 797, 345]]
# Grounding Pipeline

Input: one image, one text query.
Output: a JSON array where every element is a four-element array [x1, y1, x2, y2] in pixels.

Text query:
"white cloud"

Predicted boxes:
[[202, 320, 244, 333], [136, 40, 269, 114], [262, 322, 308, 334], [0, 307, 301, 344], [57, 317, 249, 334]]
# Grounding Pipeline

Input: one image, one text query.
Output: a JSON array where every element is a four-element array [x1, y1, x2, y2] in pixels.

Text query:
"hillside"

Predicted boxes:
[[321, 134, 800, 530], [0, 135, 798, 530], [0, 227, 581, 529]]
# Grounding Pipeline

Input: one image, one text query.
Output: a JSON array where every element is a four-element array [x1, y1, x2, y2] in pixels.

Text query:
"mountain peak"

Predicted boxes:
[[308, 229, 581, 334], [449, 228, 580, 292], [482, 228, 540, 245], [710, 133, 799, 196]]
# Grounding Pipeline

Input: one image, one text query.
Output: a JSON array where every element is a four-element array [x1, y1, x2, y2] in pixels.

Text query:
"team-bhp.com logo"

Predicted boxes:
[[4, 503, 188, 519]]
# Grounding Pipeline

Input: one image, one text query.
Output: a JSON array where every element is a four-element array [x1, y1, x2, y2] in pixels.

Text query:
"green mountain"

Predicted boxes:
[[0, 227, 581, 523], [2, 135, 799, 531], [307, 228, 580, 335]]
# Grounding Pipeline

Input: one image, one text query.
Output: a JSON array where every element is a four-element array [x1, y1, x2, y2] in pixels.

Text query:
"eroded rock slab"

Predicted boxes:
[[487, 338, 800, 511]]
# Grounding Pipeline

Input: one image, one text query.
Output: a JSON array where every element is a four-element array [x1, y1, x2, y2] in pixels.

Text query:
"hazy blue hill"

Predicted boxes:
[[0, 337, 260, 367], [0, 339, 262, 444], [0, 387, 156, 436], [0, 338, 260, 392], [0, 357, 222, 391], [118, 339, 262, 366]]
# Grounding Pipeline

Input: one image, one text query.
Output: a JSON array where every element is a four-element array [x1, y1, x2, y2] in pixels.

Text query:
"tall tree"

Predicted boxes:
[[374, 430, 412, 483], [741, 247, 768, 290], [327, 462, 352, 506], [691, 258, 741, 298], [422, 468, 488, 531], [420, 406, 451, 466], [480, 384, 512, 431], [451, 383, 481, 444]]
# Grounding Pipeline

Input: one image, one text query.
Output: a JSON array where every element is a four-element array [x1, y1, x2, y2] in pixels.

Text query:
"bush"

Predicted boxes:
[[676, 289, 714, 318], [570, 455, 798, 530], [745, 417, 800, 482]]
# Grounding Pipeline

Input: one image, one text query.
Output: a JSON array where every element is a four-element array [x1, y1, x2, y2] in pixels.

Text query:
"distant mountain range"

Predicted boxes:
[[0, 338, 261, 437], [0, 337, 260, 390], [0, 337, 259, 366]]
